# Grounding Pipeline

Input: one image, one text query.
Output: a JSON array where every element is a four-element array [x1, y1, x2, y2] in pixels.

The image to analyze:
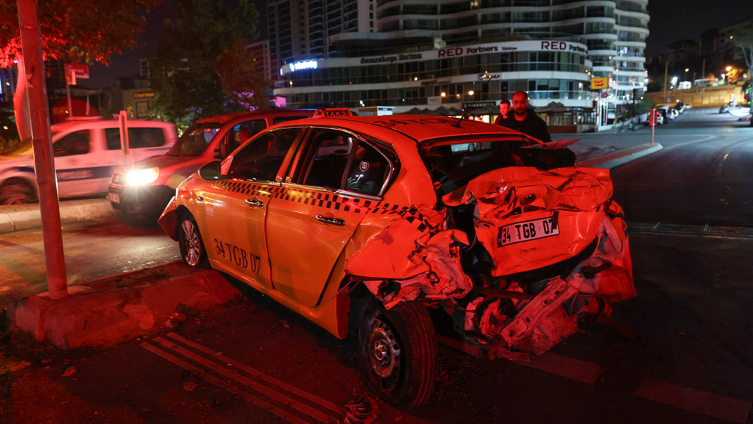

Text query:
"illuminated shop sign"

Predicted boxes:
[[289, 60, 318, 72]]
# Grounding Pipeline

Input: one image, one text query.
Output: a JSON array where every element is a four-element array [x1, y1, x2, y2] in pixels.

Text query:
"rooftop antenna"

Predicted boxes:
[[452, 107, 474, 128]]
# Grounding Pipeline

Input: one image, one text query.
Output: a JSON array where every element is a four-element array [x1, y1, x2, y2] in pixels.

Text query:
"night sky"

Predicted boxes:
[[85, 0, 752, 89]]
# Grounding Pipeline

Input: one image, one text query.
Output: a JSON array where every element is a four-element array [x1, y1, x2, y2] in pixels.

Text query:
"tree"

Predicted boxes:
[[731, 21, 753, 84], [0, 0, 161, 141], [148, 0, 269, 129]]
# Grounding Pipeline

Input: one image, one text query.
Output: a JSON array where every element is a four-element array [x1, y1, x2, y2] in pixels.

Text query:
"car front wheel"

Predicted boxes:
[[178, 213, 209, 268], [358, 297, 438, 407]]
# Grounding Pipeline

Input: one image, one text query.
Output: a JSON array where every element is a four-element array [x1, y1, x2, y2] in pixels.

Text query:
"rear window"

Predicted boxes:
[[421, 136, 573, 193]]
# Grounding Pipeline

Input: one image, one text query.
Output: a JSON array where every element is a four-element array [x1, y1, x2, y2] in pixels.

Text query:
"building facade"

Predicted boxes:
[[272, 0, 650, 121]]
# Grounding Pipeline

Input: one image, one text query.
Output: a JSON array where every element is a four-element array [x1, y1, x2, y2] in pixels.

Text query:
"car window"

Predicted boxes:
[[168, 123, 222, 156], [274, 116, 308, 124], [344, 142, 391, 195], [226, 128, 302, 182], [303, 130, 355, 190], [227, 119, 266, 154], [105, 128, 166, 150], [128, 128, 166, 149], [53, 130, 91, 157]]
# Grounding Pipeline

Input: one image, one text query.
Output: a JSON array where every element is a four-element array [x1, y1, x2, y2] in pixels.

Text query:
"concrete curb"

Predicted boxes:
[[5, 262, 242, 349], [576, 143, 663, 169], [0, 198, 115, 234]]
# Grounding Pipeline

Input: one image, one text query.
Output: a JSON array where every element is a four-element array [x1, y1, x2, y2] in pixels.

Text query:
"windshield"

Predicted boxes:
[[168, 123, 223, 156]]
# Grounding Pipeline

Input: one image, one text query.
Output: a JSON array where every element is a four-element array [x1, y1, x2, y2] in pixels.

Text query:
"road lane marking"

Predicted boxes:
[[151, 337, 340, 424], [140, 342, 311, 424], [633, 378, 752, 423], [629, 222, 753, 240], [518, 352, 607, 384], [165, 332, 343, 415]]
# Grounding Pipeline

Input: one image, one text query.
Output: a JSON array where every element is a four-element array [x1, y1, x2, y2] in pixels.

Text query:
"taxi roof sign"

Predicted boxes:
[[314, 108, 353, 118]]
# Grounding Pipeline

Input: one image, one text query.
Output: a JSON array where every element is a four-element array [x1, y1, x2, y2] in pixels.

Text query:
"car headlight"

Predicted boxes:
[[125, 168, 159, 186]]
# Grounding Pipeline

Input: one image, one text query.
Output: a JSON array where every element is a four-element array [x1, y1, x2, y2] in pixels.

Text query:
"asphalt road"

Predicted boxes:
[[0, 216, 179, 308], [2, 108, 752, 423]]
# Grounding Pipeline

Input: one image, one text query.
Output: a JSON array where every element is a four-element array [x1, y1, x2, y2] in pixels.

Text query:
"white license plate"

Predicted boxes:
[[497, 217, 560, 247], [108, 193, 120, 204]]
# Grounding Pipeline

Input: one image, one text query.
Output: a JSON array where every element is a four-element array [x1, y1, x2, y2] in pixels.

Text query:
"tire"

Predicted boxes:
[[0, 178, 36, 205], [358, 297, 438, 407], [178, 213, 209, 269]]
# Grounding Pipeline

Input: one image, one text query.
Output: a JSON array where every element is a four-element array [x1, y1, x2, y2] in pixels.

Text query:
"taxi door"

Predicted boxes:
[[200, 127, 305, 288], [265, 128, 394, 307]]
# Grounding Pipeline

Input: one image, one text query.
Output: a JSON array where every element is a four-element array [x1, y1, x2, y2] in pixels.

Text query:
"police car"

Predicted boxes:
[[0, 119, 176, 205], [158, 108, 634, 406], [108, 109, 314, 216]]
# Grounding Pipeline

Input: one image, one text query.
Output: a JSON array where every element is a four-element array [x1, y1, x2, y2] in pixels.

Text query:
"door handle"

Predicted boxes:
[[316, 215, 345, 226], [245, 199, 264, 208]]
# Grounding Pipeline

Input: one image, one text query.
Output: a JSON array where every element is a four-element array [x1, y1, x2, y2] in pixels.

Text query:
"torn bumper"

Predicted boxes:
[[345, 166, 635, 357], [157, 196, 179, 240]]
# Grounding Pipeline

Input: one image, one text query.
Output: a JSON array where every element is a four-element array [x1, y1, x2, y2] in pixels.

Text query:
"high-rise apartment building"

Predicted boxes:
[[272, 0, 650, 122]]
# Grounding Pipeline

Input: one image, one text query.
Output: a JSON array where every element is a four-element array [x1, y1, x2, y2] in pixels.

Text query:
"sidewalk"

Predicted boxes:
[[0, 198, 114, 234], [558, 131, 663, 169]]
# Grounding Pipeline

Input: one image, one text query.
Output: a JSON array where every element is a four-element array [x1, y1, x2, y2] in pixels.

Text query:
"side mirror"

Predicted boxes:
[[199, 160, 222, 180]]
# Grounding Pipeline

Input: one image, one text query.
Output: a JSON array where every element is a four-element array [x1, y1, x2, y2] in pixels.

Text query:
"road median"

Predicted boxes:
[[0, 198, 114, 234], [576, 142, 663, 169], [5, 262, 242, 349]]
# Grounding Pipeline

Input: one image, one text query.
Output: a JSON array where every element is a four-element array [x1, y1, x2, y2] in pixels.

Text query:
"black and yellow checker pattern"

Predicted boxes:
[[192, 178, 440, 234]]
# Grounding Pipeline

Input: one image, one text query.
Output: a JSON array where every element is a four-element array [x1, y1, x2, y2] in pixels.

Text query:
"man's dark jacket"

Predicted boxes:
[[498, 109, 551, 143]]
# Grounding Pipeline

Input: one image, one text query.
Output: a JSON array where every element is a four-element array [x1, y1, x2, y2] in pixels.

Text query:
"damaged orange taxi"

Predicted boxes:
[[158, 109, 635, 406]]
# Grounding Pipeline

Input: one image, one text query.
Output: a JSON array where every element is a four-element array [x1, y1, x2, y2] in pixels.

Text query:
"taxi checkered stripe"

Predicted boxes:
[[194, 179, 427, 222]]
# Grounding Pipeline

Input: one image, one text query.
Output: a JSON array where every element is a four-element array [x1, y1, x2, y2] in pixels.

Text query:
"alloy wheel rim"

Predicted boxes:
[[368, 318, 401, 391], [181, 220, 201, 266]]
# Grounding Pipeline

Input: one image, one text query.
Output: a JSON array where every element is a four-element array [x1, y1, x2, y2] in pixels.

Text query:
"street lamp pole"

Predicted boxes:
[[16, 0, 68, 299]]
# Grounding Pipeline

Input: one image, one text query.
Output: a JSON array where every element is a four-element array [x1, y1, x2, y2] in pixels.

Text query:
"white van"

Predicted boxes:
[[0, 118, 177, 205]]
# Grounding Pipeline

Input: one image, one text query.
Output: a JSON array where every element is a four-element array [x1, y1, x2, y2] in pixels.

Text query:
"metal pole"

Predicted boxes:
[[17, 0, 68, 299], [118, 110, 129, 165], [66, 79, 72, 118], [663, 60, 669, 105]]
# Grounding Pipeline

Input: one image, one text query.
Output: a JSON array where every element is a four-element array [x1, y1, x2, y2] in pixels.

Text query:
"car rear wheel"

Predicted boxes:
[[178, 213, 209, 268], [0, 179, 36, 205], [358, 297, 438, 406]]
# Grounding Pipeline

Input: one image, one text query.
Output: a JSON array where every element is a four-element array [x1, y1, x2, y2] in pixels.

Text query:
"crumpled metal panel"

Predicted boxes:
[[345, 206, 446, 281], [443, 166, 614, 276], [346, 206, 474, 310]]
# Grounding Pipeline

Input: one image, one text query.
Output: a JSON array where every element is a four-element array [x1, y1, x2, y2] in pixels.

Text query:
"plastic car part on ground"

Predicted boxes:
[[346, 166, 635, 357]]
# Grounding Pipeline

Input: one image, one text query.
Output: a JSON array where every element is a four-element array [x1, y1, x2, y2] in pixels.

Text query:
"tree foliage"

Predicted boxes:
[[731, 21, 753, 77], [148, 0, 269, 127], [0, 0, 160, 67]]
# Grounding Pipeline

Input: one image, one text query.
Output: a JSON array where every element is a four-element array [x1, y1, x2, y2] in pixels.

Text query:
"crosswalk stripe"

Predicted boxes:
[[151, 336, 340, 424], [166, 332, 343, 414], [634, 378, 752, 423], [140, 342, 311, 424]]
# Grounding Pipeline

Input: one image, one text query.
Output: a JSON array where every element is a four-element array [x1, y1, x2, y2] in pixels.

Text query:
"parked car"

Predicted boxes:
[[108, 109, 315, 216], [157, 109, 635, 406], [0, 118, 176, 205]]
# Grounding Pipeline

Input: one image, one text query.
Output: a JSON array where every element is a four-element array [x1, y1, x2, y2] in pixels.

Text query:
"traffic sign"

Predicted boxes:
[[64, 64, 89, 79], [601, 91, 609, 98], [591, 77, 609, 90]]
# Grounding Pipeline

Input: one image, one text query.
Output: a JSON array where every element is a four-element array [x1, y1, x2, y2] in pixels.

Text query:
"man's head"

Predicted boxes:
[[499, 100, 511, 117], [512, 91, 529, 118]]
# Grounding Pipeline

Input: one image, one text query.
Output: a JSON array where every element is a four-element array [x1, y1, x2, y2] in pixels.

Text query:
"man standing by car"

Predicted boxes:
[[500, 91, 551, 143], [493, 100, 511, 125]]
